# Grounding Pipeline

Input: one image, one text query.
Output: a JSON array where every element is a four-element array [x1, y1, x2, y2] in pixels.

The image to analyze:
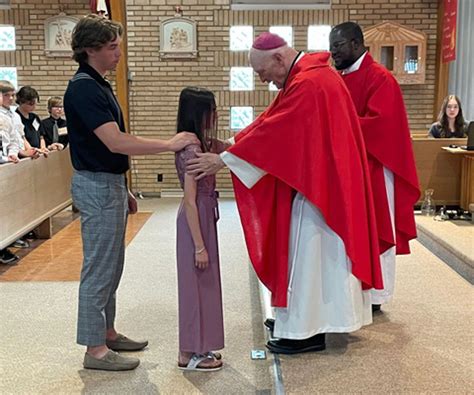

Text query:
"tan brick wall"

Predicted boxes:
[[0, 1, 89, 117], [1, 0, 439, 194], [127, 0, 438, 194]]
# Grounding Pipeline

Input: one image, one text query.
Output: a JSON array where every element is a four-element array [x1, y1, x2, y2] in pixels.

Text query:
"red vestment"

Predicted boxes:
[[342, 53, 420, 255], [228, 52, 383, 307]]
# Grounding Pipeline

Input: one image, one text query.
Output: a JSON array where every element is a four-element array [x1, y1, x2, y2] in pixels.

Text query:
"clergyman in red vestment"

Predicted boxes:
[[187, 33, 383, 354], [330, 22, 420, 311]]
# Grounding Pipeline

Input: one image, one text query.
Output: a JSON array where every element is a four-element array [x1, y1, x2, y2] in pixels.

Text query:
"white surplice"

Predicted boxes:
[[221, 150, 372, 339], [370, 168, 396, 305], [343, 54, 397, 306]]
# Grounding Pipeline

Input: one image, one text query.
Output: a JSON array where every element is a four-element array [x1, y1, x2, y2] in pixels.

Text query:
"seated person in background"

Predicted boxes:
[[0, 80, 39, 160], [429, 95, 467, 138], [0, 91, 20, 164], [16, 86, 48, 153], [0, 87, 27, 257], [39, 96, 67, 151], [0, 117, 21, 164]]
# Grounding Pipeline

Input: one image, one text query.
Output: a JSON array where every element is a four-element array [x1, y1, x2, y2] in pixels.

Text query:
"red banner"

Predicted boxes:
[[442, 0, 457, 63]]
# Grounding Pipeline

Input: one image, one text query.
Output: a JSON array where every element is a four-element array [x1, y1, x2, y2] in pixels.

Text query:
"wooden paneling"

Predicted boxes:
[[0, 149, 73, 249], [110, 0, 129, 134], [461, 156, 474, 210], [412, 137, 467, 206]]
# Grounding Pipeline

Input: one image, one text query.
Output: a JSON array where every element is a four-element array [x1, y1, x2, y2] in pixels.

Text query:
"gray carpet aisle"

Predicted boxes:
[[1, 198, 472, 394], [0, 198, 274, 394], [279, 239, 473, 394]]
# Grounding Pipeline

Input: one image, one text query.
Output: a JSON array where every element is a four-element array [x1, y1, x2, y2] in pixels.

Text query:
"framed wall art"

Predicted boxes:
[[159, 14, 197, 59], [44, 13, 79, 57]]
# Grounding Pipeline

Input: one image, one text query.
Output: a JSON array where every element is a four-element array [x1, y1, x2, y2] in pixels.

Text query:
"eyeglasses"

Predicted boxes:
[[329, 40, 351, 51], [447, 105, 459, 110]]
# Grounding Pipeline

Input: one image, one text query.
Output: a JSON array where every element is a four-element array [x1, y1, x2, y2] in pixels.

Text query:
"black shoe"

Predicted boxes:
[[0, 249, 19, 264], [12, 239, 29, 249], [25, 231, 37, 240], [372, 304, 382, 313], [266, 333, 326, 354], [264, 318, 275, 331]]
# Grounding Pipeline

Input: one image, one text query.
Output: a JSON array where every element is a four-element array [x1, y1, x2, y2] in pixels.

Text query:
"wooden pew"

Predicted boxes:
[[0, 148, 73, 249], [412, 137, 468, 206]]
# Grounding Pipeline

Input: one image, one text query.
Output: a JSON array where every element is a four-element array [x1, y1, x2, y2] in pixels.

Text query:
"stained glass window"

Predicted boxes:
[[230, 106, 253, 130], [230, 67, 254, 91], [269, 26, 293, 47], [308, 25, 331, 51], [0, 26, 15, 51], [230, 26, 253, 51], [269, 82, 279, 91], [0, 67, 17, 88]]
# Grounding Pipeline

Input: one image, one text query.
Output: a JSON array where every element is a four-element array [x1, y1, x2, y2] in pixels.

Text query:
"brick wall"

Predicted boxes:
[[127, 0, 438, 194], [0, 1, 89, 116], [1, 0, 439, 194]]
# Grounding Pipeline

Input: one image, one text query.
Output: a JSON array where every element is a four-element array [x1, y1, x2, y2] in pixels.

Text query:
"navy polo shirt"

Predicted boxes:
[[64, 62, 129, 174]]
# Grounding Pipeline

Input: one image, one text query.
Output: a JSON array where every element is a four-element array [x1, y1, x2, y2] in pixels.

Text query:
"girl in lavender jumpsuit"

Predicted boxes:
[[175, 87, 224, 371]]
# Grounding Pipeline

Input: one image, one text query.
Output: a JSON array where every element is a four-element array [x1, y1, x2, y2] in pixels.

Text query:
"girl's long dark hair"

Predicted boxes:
[[176, 87, 217, 152], [437, 95, 466, 138]]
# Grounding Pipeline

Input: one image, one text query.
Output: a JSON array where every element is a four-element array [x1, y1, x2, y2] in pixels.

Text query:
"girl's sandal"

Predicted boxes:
[[206, 351, 222, 360], [178, 353, 223, 372]]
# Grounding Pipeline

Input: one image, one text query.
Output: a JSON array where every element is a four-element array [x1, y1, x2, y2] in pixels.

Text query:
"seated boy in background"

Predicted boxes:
[[15, 86, 47, 153], [0, 89, 20, 165], [0, 88, 20, 264], [0, 80, 40, 160], [40, 96, 68, 151]]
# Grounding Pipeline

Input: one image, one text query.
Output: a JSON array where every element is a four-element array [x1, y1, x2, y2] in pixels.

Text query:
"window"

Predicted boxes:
[[0, 26, 15, 50], [308, 25, 331, 51], [269, 26, 293, 47], [230, 26, 253, 51], [231, 0, 330, 10], [230, 107, 254, 131], [0, 0, 10, 7], [269, 82, 279, 91], [0, 67, 18, 88], [230, 67, 254, 91]]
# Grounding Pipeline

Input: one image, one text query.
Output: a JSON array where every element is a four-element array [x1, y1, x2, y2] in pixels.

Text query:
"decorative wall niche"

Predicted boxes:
[[364, 21, 427, 85]]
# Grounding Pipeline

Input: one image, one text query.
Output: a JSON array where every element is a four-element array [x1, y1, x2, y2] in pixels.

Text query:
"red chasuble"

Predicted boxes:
[[228, 52, 383, 307], [342, 53, 420, 255]]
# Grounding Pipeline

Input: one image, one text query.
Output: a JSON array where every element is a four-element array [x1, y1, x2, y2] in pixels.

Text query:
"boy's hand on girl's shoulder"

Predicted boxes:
[[169, 132, 200, 152]]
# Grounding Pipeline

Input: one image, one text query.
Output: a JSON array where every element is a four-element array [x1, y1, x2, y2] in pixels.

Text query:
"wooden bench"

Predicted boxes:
[[412, 137, 468, 206], [0, 148, 73, 249]]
